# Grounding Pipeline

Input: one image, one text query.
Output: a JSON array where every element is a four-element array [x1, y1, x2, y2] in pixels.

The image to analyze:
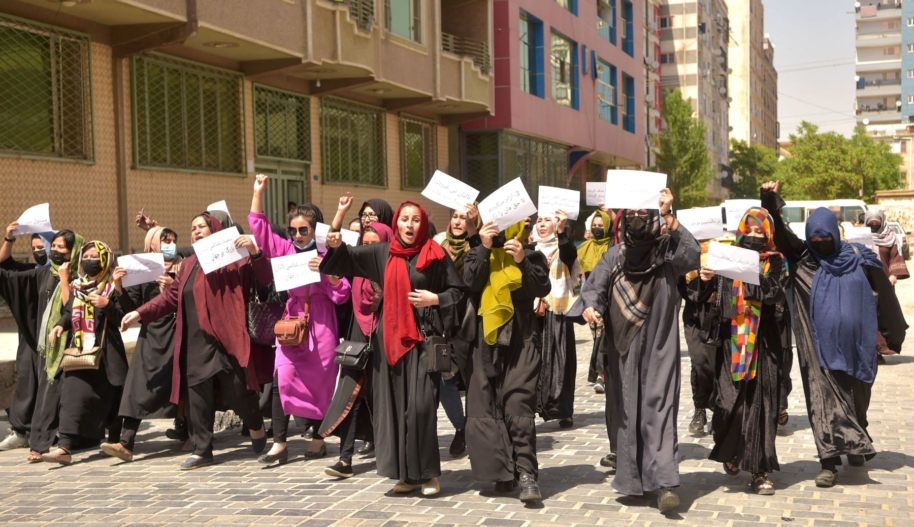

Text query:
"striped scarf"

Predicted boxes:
[[71, 241, 116, 352]]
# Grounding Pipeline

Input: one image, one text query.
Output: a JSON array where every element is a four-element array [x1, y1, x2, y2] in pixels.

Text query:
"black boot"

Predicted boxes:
[[449, 429, 466, 458], [688, 407, 707, 435], [518, 474, 542, 502], [166, 418, 189, 441]]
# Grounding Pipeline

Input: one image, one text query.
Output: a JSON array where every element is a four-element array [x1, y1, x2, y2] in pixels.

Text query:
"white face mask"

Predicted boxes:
[[160, 243, 177, 260], [293, 239, 316, 252]]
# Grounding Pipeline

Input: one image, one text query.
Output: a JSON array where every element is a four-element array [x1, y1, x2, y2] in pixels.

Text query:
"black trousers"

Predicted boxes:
[[9, 351, 60, 452], [119, 417, 142, 451], [684, 325, 716, 409], [270, 375, 323, 443], [188, 369, 264, 458], [336, 397, 363, 464]]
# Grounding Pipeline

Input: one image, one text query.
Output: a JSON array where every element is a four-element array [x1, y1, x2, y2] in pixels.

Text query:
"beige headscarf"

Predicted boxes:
[[145, 226, 182, 274]]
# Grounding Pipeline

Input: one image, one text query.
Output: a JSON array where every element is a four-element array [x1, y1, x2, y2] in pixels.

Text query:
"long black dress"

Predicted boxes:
[[689, 256, 787, 474], [320, 242, 465, 483], [463, 245, 551, 483], [679, 276, 717, 412], [0, 262, 62, 452], [762, 190, 907, 466]]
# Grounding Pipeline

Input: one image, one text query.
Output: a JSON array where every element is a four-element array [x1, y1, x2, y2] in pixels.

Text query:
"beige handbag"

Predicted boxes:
[[61, 321, 107, 372]]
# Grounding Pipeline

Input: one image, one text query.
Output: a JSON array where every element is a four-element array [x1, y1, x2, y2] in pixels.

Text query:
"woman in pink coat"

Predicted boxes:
[[249, 175, 351, 463]]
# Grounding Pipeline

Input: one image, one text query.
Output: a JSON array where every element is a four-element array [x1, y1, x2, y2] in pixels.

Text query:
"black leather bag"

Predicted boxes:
[[416, 308, 454, 374], [335, 316, 374, 370], [247, 278, 284, 346]]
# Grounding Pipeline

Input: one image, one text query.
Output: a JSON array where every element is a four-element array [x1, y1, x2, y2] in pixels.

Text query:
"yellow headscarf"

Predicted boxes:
[[577, 210, 614, 274], [479, 220, 526, 345]]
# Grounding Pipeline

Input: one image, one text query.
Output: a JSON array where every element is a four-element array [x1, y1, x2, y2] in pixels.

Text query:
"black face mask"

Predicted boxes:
[[740, 236, 768, 252], [49, 250, 68, 266], [81, 259, 104, 278], [591, 227, 606, 240], [869, 223, 881, 233], [491, 233, 507, 249], [810, 239, 836, 257], [626, 216, 650, 240], [32, 250, 48, 266]]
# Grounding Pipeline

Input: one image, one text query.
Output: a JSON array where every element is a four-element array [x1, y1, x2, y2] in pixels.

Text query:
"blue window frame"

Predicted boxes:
[[597, 0, 616, 45], [554, 0, 577, 15], [520, 11, 545, 98], [551, 30, 579, 110], [621, 0, 633, 57], [597, 59, 617, 125], [622, 73, 635, 132]]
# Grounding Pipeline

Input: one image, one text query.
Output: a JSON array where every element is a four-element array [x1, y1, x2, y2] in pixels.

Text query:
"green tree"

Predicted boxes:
[[654, 89, 712, 209], [728, 139, 778, 199], [776, 122, 902, 202]]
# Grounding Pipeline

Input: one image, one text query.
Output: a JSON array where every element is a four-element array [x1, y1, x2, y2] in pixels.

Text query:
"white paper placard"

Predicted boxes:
[[677, 207, 725, 240], [194, 227, 249, 274], [706, 241, 761, 285], [845, 227, 876, 251], [13, 203, 53, 235], [207, 200, 232, 222], [603, 171, 667, 210], [478, 178, 538, 232], [117, 253, 166, 288], [315, 222, 331, 252], [585, 182, 606, 206], [421, 171, 480, 213], [538, 186, 580, 221], [270, 250, 321, 292], [723, 199, 760, 231], [341, 228, 360, 247]]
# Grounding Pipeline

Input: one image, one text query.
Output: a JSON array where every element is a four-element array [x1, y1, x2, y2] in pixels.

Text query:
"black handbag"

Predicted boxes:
[[417, 308, 454, 374], [335, 316, 374, 370], [247, 277, 285, 346], [699, 279, 724, 346]]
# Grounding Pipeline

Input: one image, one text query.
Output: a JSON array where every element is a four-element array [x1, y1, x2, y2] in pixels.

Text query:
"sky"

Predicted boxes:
[[764, 0, 857, 138]]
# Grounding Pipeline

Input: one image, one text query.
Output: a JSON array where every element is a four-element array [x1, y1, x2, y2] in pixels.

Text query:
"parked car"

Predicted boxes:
[[887, 221, 909, 260]]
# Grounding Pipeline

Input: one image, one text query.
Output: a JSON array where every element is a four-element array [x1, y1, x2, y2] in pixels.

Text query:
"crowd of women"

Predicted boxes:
[[0, 177, 906, 515]]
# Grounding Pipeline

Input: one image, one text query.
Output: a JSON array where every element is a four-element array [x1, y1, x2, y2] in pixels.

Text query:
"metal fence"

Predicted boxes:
[[0, 14, 93, 160], [254, 84, 311, 163], [442, 32, 492, 74], [132, 53, 244, 173], [320, 96, 386, 187], [399, 114, 437, 190]]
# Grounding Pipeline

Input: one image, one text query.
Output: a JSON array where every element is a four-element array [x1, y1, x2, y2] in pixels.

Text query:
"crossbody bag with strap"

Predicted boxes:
[[61, 319, 108, 372], [274, 285, 310, 347]]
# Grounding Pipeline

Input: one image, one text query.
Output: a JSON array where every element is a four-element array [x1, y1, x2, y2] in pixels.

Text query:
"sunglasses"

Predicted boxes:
[[361, 212, 379, 220], [287, 226, 311, 237]]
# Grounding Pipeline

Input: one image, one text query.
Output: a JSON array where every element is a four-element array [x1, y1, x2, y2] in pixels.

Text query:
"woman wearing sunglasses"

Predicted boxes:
[[249, 175, 351, 464]]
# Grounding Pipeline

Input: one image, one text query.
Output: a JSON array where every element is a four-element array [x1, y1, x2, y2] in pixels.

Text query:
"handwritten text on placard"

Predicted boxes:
[[706, 241, 761, 285], [194, 227, 249, 274], [271, 250, 321, 292], [538, 186, 580, 221], [421, 171, 480, 213], [585, 182, 606, 206], [117, 253, 166, 288], [676, 207, 725, 240], [603, 171, 667, 210], [13, 203, 53, 236], [478, 178, 538, 232]]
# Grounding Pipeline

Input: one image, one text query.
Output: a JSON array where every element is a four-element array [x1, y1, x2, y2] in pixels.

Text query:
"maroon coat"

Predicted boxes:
[[137, 252, 273, 404]]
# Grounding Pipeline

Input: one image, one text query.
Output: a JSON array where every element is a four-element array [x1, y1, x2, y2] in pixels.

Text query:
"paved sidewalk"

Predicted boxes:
[[0, 284, 913, 527]]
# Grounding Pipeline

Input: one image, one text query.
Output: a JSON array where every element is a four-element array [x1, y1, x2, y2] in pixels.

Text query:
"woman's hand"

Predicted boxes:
[[112, 266, 127, 293], [308, 256, 323, 273], [504, 239, 525, 263], [555, 209, 568, 233], [479, 221, 499, 249], [761, 180, 781, 194], [88, 292, 109, 309], [156, 274, 174, 292], [582, 307, 602, 325], [5, 222, 18, 240], [253, 173, 269, 194], [59, 262, 70, 280], [135, 212, 158, 232], [121, 311, 140, 332], [699, 267, 715, 282], [326, 232, 342, 250], [407, 289, 439, 308], [235, 236, 261, 256], [659, 188, 674, 215], [465, 204, 480, 236], [49, 326, 64, 345], [890, 275, 898, 286], [338, 192, 354, 213]]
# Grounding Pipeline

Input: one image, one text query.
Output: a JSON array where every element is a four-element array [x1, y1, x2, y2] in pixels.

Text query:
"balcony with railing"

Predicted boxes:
[[341, 0, 375, 32], [442, 33, 491, 74]]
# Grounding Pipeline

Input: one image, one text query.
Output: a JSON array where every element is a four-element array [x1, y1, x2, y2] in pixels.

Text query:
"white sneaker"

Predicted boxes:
[[0, 431, 29, 451]]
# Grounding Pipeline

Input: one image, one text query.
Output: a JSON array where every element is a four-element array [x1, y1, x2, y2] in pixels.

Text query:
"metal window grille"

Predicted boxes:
[[254, 85, 311, 163], [464, 131, 568, 205], [464, 131, 501, 198], [131, 53, 244, 173], [399, 115, 437, 190], [587, 162, 604, 182], [320, 96, 386, 186], [0, 14, 92, 160]]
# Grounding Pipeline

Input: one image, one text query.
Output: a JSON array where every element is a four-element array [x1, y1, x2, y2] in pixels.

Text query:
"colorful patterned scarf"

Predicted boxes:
[[730, 208, 787, 382], [70, 241, 116, 352]]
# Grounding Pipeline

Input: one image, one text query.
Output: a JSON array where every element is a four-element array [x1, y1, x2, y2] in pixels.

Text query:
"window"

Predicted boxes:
[[660, 53, 675, 64], [908, 17, 914, 26], [907, 69, 914, 79], [520, 12, 544, 97], [132, 54, 244, 173], [254, 85, 310, 163], [622, 73, 635, 133], [597, 0, 616, 44], [884, 46, 900, 55], [907, 95, 914, 104], [596, 59, 617, 125], [886, 20, 900, 30], [320, 97, 386, 186], [0, 14, 93, 160], [385, 0, 421, 43], [554, 0, 577, 15], [621, 1, 634, 57], [400, 115, 437, 190], [551, 31, 578, 109], [660, 16, 671, 28], [908, 44, 914, 52]]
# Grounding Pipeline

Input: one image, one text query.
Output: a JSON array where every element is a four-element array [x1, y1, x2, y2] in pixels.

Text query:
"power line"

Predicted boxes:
[[777, 91, 857, 119], [775, 56, 855, 69], [778, 61, 855, 74]]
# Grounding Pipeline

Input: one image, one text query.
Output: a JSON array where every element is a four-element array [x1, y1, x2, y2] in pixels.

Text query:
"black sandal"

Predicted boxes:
[[778, 410, 788, 426], [724, 460, 740, 476], [752, 473, 775, 495]]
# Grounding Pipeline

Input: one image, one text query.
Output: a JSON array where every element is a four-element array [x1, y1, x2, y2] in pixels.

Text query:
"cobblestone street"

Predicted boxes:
[[1, 281, 913, 527]]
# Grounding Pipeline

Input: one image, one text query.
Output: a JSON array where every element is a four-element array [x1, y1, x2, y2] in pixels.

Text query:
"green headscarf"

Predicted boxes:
[[577, 210, 613, 274], [478, 221, 526, 345], [38, 231, 85, 381]]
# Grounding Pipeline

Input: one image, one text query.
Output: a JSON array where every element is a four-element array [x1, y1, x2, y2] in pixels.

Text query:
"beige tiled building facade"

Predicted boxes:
[[0, 0, 493, 255], [727, 0, 778, 150]]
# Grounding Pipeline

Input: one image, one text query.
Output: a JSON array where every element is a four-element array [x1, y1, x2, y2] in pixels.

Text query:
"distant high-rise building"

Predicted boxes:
[[645, 0, 663, 167], [727, 0, 778, 150], [659, 0, 731, 201]]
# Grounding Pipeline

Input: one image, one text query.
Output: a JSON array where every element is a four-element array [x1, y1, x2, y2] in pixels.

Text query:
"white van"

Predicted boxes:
[[780, 200, 868, 239]]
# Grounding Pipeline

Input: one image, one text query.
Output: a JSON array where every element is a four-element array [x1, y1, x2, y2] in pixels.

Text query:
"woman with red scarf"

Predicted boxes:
[[320, 201, 466, 496]]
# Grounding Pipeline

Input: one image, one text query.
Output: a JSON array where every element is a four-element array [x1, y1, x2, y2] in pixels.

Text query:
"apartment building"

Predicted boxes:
[[645, 0, 663, 166], [856, 0, 914, 189], [727, 0, 778, 150], [659, 0, 731, 201], [0, 0, 493, 255], [460, 0, 647, 212]]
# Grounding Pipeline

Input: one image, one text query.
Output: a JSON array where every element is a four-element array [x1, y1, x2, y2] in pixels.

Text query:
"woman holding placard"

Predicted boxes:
[[248, 175, 351, 465], [761, 181, 906, 488], [570, 189, 700, 515], [689, 208, 788, 495], [532, 210, 581, 428], [320, 201, 465, 497], [98, 227, 182, 462], [0, 229, 84, 462], [119, 212, 270, 470]]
